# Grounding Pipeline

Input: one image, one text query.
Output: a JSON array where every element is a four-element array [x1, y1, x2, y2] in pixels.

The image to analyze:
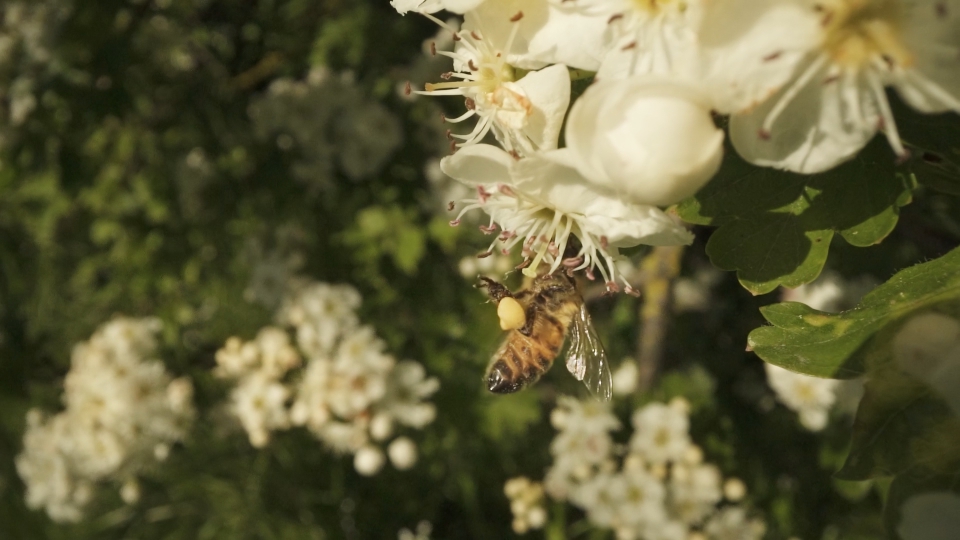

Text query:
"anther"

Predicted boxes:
[[471, 30, 482, 40], [404, 81, 412, 95], [510, 11, 524, 22], [763, 51, 782, 62], [447, 201, 456, 211], [497, 184, 515, 196], [465, 97, 476, 110], [608, 13, 623, 24], [452, 33, 461, 41], [515, 259, 532, 270], [480, 224, 498, 234], [625, 285, 641, 297], [621, 41, 637, 51], [449, 219, 461, 226], [440, 72, 453, 80], [477, 250, 494, 259], [468, 59, 479, 71], [430, 42, 437, 56], [600, 236, 608, 249], [758, 129, 771, 141]]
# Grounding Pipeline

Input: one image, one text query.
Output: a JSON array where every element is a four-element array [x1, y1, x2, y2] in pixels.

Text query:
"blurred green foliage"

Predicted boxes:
[[1, 1, 958, 540]]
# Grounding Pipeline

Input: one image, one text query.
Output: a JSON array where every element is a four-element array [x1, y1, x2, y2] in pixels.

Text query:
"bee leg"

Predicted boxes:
[[518, 304, 538, 337], [477, 275, 513, 302]]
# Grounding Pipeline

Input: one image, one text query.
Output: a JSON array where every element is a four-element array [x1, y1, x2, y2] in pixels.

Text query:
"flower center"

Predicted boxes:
[[629, 0, 684, 15], [817, 0, 912, 69]]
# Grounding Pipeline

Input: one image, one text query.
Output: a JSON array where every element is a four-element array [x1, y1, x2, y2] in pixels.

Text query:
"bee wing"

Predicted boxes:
[[565, 304, 613, 402]]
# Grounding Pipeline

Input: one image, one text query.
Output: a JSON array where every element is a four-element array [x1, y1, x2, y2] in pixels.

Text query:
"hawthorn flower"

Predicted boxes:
[[442, 144, 693, 292], [730, 0, 960, 173], [764, 363, 839, 431], [703, 506, 767, 540], [391, 0, 483, 15], [629, 399, 692, 463], [560, 0, 701, 79], [418, 12, 571, 155], [564, 76, 724, 206]]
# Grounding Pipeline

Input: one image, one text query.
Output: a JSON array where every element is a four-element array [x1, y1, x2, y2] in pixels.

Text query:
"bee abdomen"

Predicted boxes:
[[486, 337, 556, 394]]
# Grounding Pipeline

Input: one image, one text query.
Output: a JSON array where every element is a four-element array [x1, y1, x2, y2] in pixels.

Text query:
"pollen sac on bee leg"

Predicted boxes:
[[497, 297, 526, 331]]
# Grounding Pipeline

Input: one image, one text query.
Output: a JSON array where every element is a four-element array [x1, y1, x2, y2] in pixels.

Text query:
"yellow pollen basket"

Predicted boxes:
[[820, 0, 913, 69], [497, 297, 527, 331]]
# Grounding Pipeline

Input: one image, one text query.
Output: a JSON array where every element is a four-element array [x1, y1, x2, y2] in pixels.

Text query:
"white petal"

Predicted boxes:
[[440, 144, 514, 185], [581, 208, 694, 248], [515, 63, 571, 150], [895, 1, 960, 113], [465, 0, 608, 71], [565, 76, 724, 206], [693, 0, 820, 113], [442, 0, 487, 13], [730, 63, 879, 173]]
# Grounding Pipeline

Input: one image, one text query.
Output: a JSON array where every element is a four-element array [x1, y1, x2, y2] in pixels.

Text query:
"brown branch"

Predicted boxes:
[[635, 245, 685, 392]]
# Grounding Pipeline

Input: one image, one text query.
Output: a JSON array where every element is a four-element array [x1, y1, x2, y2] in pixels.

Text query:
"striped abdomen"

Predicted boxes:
[[486, 303, 578, 394]]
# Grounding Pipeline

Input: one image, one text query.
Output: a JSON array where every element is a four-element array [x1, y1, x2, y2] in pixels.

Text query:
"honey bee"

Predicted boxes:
[[477, 272, 613, 401]]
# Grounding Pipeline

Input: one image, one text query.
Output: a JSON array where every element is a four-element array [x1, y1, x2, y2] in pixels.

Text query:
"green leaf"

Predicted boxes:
[[748, 246, 960, 378], [678, 137, 915, 294], [836, 377, 953, 480]]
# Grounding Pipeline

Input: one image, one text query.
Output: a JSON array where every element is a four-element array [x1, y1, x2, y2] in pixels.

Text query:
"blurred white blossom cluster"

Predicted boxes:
[[249, 68, 403, 190], [765, 272, 871, 431], [16, 317, 195, 523], [392, 0, 960, 291], [215, 280, 439, 476], [511, 396, 764, 539]]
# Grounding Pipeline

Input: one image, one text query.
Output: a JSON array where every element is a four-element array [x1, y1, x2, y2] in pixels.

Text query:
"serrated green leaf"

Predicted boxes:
[[748, 246, 960, 378], [678, 137, 914, 294]]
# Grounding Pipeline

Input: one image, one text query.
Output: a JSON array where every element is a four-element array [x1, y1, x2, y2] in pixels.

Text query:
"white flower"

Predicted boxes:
[[703, 506, 767, 540], [391, 0, 481, 15], [616, 466, 668, 530], [15, 318, 193, 522], [120, 478, 141, 505], [418, 13, 571, 155], [388, 437, 419, 470], [723, 478, 747, 502], [764, 362, 839, 431], [629, 400, 691, 463], [442, 144, 693, 292], [667, 463, 722, 524], [354, 445, 386, 476], [326, 326, 395, 418], [380, 360, 440, 428], [730, 0, 960, 173], [277, 281, 361, 358], [504, 476, 548, 533], [897, 491, 960, 540], [567, 0, 701, 80], [230, 371, 291, 448], [467, 0, 610, 71], [612, 359, 639, 396], [564, 76, 724, 207]]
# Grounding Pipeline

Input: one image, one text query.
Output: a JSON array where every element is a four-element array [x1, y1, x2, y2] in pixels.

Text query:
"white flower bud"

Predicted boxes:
[[527, 506, 547, 529], [723, 478, 747, 502], [370, 413, 394, 442], [565, 76, 724, 206], [120, 479, 141, 504], [387, 437, 418, 470], [354, 445, 386, 476], [612, 360, 639, 396]]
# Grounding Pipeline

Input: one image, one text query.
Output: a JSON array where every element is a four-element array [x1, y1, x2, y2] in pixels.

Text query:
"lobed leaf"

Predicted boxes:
[[678, 137, 915, 294], [747, 246, 960, 378]]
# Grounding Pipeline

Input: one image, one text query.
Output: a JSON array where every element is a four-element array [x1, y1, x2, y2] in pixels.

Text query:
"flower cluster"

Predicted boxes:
[[504, 477, 548, 534], [532, 397, 764, 540], [393, 0, 960, 290], [15, 317, 195, 523], [215, 280, 439, 476]]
